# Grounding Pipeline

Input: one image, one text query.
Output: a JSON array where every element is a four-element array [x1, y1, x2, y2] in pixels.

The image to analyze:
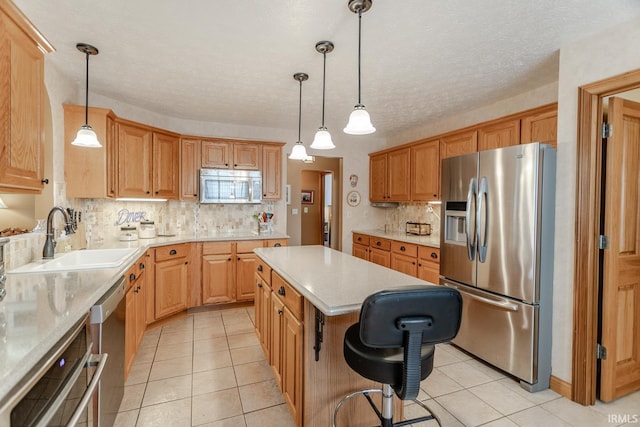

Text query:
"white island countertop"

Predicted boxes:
[[254, 245, 433, 316]]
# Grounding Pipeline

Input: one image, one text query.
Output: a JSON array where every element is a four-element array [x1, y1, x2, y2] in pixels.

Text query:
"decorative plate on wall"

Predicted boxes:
[[347, 190, 361, 207]]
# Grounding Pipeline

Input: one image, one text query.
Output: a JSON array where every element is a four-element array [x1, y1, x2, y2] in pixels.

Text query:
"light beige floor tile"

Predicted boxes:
[[238, 379, 284, 413], [158, 330, 194, 346], [230, 345, 266, 365], [402, 399, 459, 427], [438, 344, 473, 361], [227, 332, 259, 350], [196, 415, 247, 427], [420, 368, 464, 397], [592, 392, 640, 417], [155, 341, 193, 362], [508, 405, 571, 427], [132, 345, 156, 365], [194, 349, 233, 372], [224, 321, 256, 337], [481, 418, 519, 427], [497, 378, 561, 405], [136, 397, 192, 426], [234, 360, 274, 386], [139, 331, 160, 349], [244, 404, 296, 427], [119, 383, 146, 412], [436, 389, 502, 426], [541, 397, 612, 427], [194, 316, 225, 331], [192, 388, 244, 425], [194, 336, 229, 353], [191, 310, 223, 320], [142, 374, 192, 407], [195, 325, 227, 340], [465, 358, 507, 381], [148, 355, 192, 381], [221, 309, 252, 325], [468, 381, 536, 415], [433, 346, 466, 367], [125, 362, 152, 386], [113, 409, 138, 427], [192, 366, 238, 395], [438, 361, 494, 388]]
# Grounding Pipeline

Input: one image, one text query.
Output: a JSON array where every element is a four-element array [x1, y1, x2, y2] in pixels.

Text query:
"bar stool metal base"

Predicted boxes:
[[332, 384, 441, 427]]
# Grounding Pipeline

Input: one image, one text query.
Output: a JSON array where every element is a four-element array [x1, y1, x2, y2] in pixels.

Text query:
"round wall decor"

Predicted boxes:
[[347, 190, 361, 207]]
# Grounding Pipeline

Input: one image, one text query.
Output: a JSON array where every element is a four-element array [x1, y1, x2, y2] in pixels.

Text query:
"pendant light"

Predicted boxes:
[[310, 41, 336, 150], [289, 73, 310, 160], [344, 0, 376, 135], [72, 43, 102, 148]]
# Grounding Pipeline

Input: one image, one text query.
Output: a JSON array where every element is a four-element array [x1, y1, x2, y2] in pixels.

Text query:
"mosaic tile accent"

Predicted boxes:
[[384, 203, 441, 238]]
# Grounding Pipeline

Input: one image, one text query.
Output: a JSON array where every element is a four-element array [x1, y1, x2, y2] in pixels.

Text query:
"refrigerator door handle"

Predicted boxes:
[[466, 177, 477, 261], [443, 282, 519, 312], [477, 176, 488, 263]]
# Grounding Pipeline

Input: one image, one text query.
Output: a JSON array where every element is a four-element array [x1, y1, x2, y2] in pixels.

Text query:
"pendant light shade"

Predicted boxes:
[[310, 41, 336, 150], [72, 43, 102, 148], [344, 0, 375, 135], [288, 73, 310, 160]]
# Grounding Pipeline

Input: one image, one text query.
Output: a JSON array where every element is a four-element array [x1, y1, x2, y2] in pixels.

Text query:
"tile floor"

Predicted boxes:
[[114, 306, 640, 427]]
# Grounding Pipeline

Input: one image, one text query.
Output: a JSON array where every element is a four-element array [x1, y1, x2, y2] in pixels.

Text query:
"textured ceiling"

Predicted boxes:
[[13, 0, 640, 139]]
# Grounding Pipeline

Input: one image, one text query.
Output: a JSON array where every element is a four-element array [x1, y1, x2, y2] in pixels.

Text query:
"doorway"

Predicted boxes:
[[573, 69, 640, 405]]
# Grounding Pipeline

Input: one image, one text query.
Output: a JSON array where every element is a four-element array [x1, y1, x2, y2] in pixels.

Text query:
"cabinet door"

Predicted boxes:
[[282, 307, 303, 426], [124, 286, 137, 379], [352, 243, 369, 261], [0, 14, 45, 193], [270, 296, 285, 389], [369, 247, 390, 268], [155, 257, 188, 319], [180, 138, 200, 200], [440, 130, 478, 159], [417, 260, 440, 284], [411, 139, 440, 201], [135, 265, 146, 348], [236, 253, 256, 301], [153, 132, 180, 199], [202, 254, 234, 304], [391, 252, 418, 277], [521, 106, 557, 149], [144, 251, 156, 325], [117, 122, 153, 197], [262, 144, 282, 199], [369, 153, 387, 202], [107, 115, 117, 197], [478, 118, 520, 151], [202, 140, 230, 168], [387, 148, 411, 201], [255, 275, 271, 359], [233, 143, 261, 170]]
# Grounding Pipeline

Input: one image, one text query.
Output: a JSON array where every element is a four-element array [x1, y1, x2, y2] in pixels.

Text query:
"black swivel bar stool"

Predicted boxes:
[[333, 285, 462, 427]]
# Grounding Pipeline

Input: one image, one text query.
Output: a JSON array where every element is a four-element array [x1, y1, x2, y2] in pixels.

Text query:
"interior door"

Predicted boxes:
[[599, 97, 640, 402]]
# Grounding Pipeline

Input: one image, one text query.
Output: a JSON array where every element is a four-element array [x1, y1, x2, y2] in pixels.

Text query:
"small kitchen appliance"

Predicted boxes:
[[118, 226, 138, 241]]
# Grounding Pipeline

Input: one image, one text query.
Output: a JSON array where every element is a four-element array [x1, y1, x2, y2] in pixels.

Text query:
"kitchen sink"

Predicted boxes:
[[8, 248, 138, 274]]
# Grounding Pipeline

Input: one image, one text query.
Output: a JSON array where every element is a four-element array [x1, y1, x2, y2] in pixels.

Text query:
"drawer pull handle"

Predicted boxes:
[[170, 249, 177, 255], [278, 309, 283, 315], [376, 241, 381, 246], [139, 263, 145, 269], [228, 258, 232, 261], [257, 265, 263, 272], [130, 273, 136, 281], [400, 246, 406, 251], [274, 243, 282, 247], [357, 237, 362, 241], [278, 286, 285, 296], [257, 282, 263, 288], [430, 252, 438, 259]]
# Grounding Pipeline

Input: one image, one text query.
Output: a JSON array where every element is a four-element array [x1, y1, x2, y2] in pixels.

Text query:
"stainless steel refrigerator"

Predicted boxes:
[[440, 142, 556, 392]]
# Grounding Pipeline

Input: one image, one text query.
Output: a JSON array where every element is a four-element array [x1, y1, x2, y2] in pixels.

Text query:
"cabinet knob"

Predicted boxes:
[[274, 243, 282, 247], [146, 191, 150, 194], [140, 263, 145, 269], [278, 286, 285, 296], [237, 257, 240, 261], [194, 194, 198, 197], [228, 258, 232, 261], [130, 273, 136, 281], [170, 249, 177, 255], [376, 241, 381, 246], [41, 178, 49, 184], [278, 309, 283, 315], [185, 261, 188, 265], [430, 252, 438, 259], [357, 237, 362, 241], [257, 265, 263, 272], [400, 246, 406, 251], [225, 163, 229, 166], [412, 261, 416, 265], [257, 282, 263, 288], [155, 191, 159, 195], [234, 164, 238, 167], [263, 194, 267, 197]]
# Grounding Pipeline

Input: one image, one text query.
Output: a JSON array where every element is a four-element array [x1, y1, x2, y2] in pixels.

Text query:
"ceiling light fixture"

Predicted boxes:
[[289, 73, 310, 160], [72, 43, 102, 148], [344, 0, 375, 135], [310, 41, 336, 150]]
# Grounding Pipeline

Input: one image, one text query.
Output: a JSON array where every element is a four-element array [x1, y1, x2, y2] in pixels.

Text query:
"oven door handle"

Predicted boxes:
[[66, 353, 108, 427]]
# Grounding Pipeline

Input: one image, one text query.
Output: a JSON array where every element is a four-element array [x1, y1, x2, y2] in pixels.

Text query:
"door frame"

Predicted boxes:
[[573, 68, 640, 405]]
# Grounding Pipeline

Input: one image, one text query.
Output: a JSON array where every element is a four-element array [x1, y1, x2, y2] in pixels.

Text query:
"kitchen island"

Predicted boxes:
[[253, 245, 432, 427]]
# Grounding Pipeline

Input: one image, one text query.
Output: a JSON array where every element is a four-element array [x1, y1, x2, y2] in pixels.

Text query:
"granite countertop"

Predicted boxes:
[[254, 246, 432, 317], [352, 229, 440, 248], [0, 231, 289, 403]]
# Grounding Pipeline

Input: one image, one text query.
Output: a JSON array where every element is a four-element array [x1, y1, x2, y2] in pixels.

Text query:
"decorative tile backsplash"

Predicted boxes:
[[384, 203, 441, 237]]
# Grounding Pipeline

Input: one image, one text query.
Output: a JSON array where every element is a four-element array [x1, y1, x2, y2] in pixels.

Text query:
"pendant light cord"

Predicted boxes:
[[298, 78, 302, 142], [357, 9, 362, 105], [321, 51, 327, 127], [84, 51, 89, 126]]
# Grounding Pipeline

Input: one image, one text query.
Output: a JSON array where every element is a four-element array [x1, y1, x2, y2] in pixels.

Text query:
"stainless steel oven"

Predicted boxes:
[[0, 315, 107, 426]]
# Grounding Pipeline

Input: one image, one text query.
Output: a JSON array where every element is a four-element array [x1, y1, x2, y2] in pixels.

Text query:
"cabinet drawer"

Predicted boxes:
[[237, 240, 264, 253], [370, 237, 391, 251], [256, 257, 272, 286], [265, 239, 288, 248], [155, 243, 190, 261], [391, 241, 417, 257], [353, 233, 370, 246], [418, 246, 440, 264], [202, 241, 233, 255], [272, 272, 303, 320]]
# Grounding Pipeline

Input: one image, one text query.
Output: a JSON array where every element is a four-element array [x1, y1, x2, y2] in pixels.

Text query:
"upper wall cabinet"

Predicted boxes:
[[440, 130, 478, 159], [262, 144, 282, 200], [369, 148, 411, 202], [0, 2, 53, 193], [521, 105, 558, 149], [64, 105, 117, 198], [411, 139, 440, 201], [202, 139, 261, 170], [478, 118, 520, 151], [180, 137, 200, 201]]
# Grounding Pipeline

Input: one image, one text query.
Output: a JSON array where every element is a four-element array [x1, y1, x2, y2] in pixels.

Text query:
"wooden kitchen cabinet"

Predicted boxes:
[[180, 137, 201, 201], [124, 254, 147, 379], [521, 104, 557, 149], [262, 144, 282, 199], [236, 253, 257, 301], [440, 130, 478, 159], [152, 131, 180, 199], [478, 118, 520, 152], [154, 244, 190, 319], [201, 139, 260, 170], [265, 238, 289, 248], [124, 285, 136, 379], [391, 252, 418, 276], [369, 247, 390, 268], [411, 138, 440, 201], [352, 243, 369, 261], [369, 153, 387, 202], [0, 3, 52, 193], [255, 258, 273, 358], [64, 105, 117, 198], [369, 148, 410, 202], [417, 246, 440, 284]]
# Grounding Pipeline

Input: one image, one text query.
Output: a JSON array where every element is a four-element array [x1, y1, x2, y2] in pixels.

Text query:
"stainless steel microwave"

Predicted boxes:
[[199, 169, 262, 204]]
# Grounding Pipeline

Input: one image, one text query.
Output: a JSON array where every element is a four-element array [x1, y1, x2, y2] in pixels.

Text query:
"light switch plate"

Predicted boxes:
[[291, 208, 298, 215]]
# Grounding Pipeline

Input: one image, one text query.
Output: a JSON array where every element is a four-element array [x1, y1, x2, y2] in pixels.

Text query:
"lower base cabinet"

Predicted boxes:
[[155, 244, 190, 320], [124, 253, 147, 379]]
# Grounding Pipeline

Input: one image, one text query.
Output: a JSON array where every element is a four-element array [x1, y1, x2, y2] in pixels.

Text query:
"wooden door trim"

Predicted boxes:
[[573, 68, 640, 405]]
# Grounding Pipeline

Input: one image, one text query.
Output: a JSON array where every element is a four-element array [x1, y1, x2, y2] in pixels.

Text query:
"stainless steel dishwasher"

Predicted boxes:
[[90, 276, 126, 427]]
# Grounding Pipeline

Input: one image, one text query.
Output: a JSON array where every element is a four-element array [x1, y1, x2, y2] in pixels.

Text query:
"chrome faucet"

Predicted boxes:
[[43, 207, 76, 259]]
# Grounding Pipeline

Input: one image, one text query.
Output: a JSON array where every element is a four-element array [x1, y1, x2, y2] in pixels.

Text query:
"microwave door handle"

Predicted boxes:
[[248, 179, 253, 202], [477, 176, 488, 263], [466, 177, 477, 261]]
